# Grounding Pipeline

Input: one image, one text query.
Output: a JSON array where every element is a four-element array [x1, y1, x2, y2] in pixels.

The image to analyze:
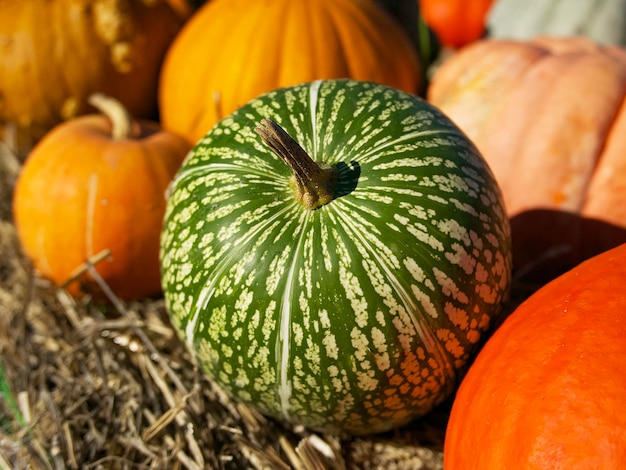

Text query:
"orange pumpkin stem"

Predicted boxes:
[[255, 118, 338, 210], [88, 93, 139, 140]]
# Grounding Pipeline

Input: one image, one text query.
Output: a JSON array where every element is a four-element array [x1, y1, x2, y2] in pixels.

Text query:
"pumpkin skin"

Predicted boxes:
[[427, 36, 626, 282], [444, 242, 626, 469], [0, 0, 182, 142], [160, 79, 512, 435], [420, 0, 494, 49], [158, 0, 423, 144], [13, 95, 191, 300]]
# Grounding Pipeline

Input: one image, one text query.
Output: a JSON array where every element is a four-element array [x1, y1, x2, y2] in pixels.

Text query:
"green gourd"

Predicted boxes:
[[160, 79, 512, 435]]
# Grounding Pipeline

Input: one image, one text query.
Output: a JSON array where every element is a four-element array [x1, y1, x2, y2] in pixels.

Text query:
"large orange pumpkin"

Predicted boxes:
[[13, 94, 191, 300], [0, 0, 183, 143], [159, 0, 423, 144], [428, 36, 626, 282], [444, 242, 626, 469]]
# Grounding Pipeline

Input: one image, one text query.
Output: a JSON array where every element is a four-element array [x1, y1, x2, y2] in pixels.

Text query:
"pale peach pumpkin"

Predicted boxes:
[[428, 36, 626, 282]]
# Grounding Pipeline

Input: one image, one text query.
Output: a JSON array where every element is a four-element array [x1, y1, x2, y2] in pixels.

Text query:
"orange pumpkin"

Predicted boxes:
[[428, 36, 626, 282], [420, 0, 494, 49], [13, 94, 191, 300], [444, 242, 626, 469], [159, 0, 423, 144], [0, 0, 183, 143]]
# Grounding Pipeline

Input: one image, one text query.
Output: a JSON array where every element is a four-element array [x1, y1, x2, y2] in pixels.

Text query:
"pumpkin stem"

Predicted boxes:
[[255, 118, 338, 210], [88, 93, 140, 140]]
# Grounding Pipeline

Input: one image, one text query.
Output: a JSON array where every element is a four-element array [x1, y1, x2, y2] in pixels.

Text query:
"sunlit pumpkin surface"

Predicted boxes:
[[160, 79, 512, 435], [13, 96, 190, 300], [444, 242, 626, 469], [428, 36, 626, 281], [159, 0, 422, 143]]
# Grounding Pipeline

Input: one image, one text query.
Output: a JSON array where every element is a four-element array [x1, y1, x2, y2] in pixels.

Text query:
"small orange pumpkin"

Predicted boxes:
[[428, 36, 626, 282], [158, 0, 423, 144], [13, 94, 191, 300]]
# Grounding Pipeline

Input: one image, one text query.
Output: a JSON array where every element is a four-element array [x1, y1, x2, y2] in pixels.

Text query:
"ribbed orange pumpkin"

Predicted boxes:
[[444, 242, 626, 469], [0, 0, 182, 142], [428, 36, 626, 282], [159, 0, 423, 144], [13, 94, 191, 300]]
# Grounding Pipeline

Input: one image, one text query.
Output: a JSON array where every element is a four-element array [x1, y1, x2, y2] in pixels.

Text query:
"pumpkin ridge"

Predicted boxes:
[[581, 117, 626, 209], [581, 98, 626, 228], [309, 1, 348, 78], [164, 0, 232, 136], [307, 80, 323, 160], [224, 3, 267, 121], [573, 54, 626, 213], [244, 2, 285, 107], [85, 171, 99, 261], [316, 0, 356, 80], [542, 53, 626, 213], [274, 208, 312, 420], [357, 128, 467, 164], [580, 76, 626, 211], [279, 0, 312, 82], [427, 41, 548, 147], [328, 197, 457, 383], [327, 0, 389, 83], [322, 0, 358, 79], [181, 200, 299, 343]]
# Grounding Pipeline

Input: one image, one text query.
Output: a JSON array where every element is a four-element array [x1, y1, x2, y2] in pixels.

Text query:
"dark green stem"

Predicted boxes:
[[255, 118, 338, 210]]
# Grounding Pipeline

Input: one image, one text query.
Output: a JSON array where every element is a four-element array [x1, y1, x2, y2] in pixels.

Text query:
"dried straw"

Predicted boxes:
[[0, 132, 446, 469]]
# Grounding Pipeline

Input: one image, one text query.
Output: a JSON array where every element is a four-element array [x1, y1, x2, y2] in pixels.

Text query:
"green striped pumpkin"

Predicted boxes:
[[160, 79, 512, 435]]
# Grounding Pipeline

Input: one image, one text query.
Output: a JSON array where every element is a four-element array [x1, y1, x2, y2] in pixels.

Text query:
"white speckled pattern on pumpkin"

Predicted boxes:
[[160, 79, 512, 436]]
